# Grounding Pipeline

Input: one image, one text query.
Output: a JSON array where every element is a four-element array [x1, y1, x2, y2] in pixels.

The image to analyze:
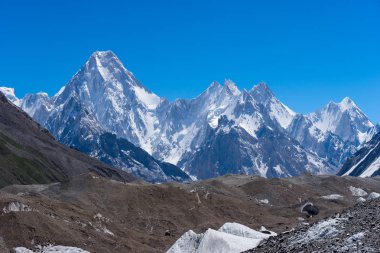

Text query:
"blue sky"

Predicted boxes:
[[1, 0, 380, 122]]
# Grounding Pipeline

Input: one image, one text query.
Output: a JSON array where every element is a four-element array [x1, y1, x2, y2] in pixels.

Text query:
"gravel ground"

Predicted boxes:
[[245, 198, 380, 253]]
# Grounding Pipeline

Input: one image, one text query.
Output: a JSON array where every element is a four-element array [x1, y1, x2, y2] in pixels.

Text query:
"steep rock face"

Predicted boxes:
[[153, 80, 245, 164], [83, 132, 191, 183], [173, 83, 332, 179], [48, 51, 163, 153], [20, 92, 53, 127], [287, 114, 354, 168], [249, 82, 296, 129], [47, 93, 189, 183], [338, 130, 380, 177], [181, 116, 332, 180]]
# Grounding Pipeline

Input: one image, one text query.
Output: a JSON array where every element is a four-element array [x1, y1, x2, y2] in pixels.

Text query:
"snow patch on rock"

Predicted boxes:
[[292, 218, 346, 245], [349, 186, 368, 197], [357, 197, 366, 202], [367, 192, 380, 200], [2, 202, 33, 213], [321, 194, 344, 200], [258, 199, 269, 204]]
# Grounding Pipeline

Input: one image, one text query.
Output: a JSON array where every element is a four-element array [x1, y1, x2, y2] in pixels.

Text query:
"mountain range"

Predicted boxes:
[[1, 50, 378, 182]]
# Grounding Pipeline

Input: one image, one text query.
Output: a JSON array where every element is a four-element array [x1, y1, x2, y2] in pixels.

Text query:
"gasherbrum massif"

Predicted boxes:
[[1, 51, 378, 182]]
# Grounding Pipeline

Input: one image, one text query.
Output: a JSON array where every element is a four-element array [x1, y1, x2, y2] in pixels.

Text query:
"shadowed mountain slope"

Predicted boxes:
[[0, 92, 134, 188]]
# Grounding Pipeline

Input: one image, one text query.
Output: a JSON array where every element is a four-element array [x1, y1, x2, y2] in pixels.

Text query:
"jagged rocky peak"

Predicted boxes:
[[89, 50, 122, 66], [325, 97, 360, 113], [311, 97, 373, 138], [21, 92, 52, 114], [249, 81, 296, 129], [57, 50, 162, 113], [202, 80, 223, 95], [77, 50, 135, 86], [311, 97, 374, 128], [250, 81, 275, 101], [209, 80, 222, 89], [223, 79, 241, 96], [91, 50, 118, 60], [340, 96, 355, 106], [86, 50, 130, 79]]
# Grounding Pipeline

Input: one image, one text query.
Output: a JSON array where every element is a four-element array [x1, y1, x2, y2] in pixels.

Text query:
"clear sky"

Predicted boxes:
[[1, 0, 380, 122]]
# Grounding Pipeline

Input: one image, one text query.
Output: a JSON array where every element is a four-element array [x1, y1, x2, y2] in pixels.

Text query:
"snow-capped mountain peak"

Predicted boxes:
[[88, 50, 138, 84], [336, 97, 360, 112], [339, 97, 355, 109], [209, 80, 222, 89], [91, 51, 161, 110], [324, 97, 360, 114], [64, 50, 162, 112], [223, 79, 241, 96], [92, 50, 117, 59], [84, 50, 134, 84], [310, 98, 373, 142], [0, 87, 20, 106], [250, 81, 274, 101], [197, 81, 223, 100], [250, 82, 296, 129]]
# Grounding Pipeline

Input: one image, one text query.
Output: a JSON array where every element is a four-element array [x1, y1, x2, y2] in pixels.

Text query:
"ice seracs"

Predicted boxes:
[[167, 222, 275, 253], [2, 202, 33, 213], [14, 245, 90, 253]]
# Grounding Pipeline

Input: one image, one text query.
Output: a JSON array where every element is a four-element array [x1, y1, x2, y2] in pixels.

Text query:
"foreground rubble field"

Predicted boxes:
[[0, 174, 379, 252]]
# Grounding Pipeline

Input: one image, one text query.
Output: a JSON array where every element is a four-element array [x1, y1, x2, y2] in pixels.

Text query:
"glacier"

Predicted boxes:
[[166, 222, 276, 253]]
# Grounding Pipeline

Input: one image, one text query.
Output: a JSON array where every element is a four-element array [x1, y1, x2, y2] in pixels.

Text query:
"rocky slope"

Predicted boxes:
[[338, 130, 380, 177], [1, 174, 380, 252], [245, 196, 380, 253], [0, 92, 133, 188]]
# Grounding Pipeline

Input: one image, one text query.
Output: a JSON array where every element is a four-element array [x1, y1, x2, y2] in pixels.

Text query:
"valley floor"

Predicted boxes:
[[0, 173, 379, 252]]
